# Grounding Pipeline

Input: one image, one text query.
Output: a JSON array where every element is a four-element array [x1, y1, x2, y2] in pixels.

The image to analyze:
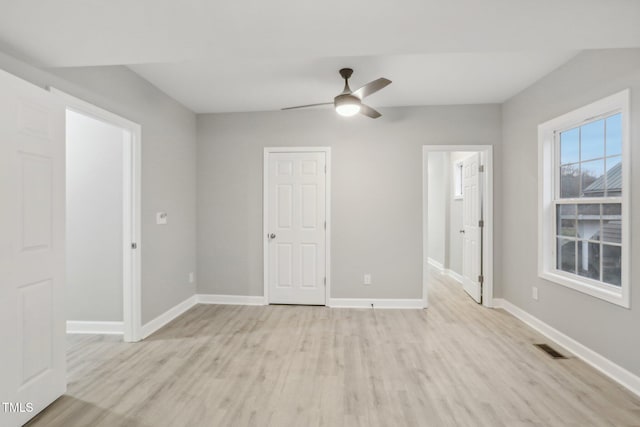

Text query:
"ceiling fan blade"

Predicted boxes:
[[360, 104, 382, 119], [281, 102, 333, 111], [352, 78, 391, 99]]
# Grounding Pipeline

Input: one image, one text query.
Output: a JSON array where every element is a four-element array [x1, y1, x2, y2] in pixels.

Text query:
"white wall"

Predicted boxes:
[[427, 152, 448, 267], [197, 106, 502, 299], [66, 110, 124, 321], [502, 48, 640, 376], [0, 51, 198, 324]]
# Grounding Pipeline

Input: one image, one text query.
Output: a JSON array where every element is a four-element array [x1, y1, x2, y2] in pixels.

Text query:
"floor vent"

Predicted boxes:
[[534, 343, 567, 359]]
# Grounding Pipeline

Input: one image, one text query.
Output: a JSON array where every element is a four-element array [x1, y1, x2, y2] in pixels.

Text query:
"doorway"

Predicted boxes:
[[422, 145, 494, 308], [53, 89, 142, 342], [263, 147, 331, 305]]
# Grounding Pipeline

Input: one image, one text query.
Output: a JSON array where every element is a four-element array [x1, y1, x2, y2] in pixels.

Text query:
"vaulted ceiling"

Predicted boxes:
[[1, 0, 638, 113]]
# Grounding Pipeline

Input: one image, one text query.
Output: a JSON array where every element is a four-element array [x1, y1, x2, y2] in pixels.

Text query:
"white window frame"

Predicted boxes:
[[453, 160, 464, 200], [538, 89, 630, 308]]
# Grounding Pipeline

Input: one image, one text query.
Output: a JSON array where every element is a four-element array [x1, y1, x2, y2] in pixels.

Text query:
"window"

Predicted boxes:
[[538, 90, 630, 307], [453, 160, 464, 199]]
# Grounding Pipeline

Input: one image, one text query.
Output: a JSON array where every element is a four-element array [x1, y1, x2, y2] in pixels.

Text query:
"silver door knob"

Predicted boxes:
[[269, 233, 276, 239], [459, 229, 465, 234]]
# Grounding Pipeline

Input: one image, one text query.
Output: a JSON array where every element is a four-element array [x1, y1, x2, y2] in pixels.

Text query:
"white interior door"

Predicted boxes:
[[267, 151, 327, 305], [0, 70, 66, 426], [462, 153, 483, 303]]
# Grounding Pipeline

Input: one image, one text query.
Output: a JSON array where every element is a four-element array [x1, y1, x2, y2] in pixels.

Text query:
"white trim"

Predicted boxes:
[[263, 147, 331, 306], [196, 294, 267, 305], [328, 298, 424, 309], [446, 269, 464, 284], [141, 295, 197, 339], [66, 321, 123, 335], [51, 87, 144, 342], [422, 145, 494, 308], [427, 257, 444, 272], [538, 89, 630, 308], [494, 298, 640, 398]]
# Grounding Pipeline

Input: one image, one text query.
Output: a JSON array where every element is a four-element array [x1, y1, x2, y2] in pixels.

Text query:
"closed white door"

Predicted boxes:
[[0, 70, 66, 426], [267, 151, 327, 305], [461, 153, 483, 303]]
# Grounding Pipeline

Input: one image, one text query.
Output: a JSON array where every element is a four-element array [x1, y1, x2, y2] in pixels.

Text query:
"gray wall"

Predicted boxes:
[[197, 106, 502, 299], [66, 110, 124, 321], [501, 49, 640, 376], [427, 152, 448, 267], [0, 51, 198, 324]]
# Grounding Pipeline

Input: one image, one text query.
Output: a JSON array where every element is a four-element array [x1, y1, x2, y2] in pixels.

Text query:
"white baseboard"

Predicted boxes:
[[328, 298, 424, 309], [141, 295, 197, 339], [446, 269, 463, 284], [427, 258, 463, 284], [196, 294, 266, 305], [427, 257, 444, 272], [66, 320, 123, 335], [494, 298, 640, 398]]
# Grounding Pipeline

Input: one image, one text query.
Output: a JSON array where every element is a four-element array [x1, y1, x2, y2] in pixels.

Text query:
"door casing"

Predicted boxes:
[[51, 88, 142, 342], [263, 147, 331, 305]]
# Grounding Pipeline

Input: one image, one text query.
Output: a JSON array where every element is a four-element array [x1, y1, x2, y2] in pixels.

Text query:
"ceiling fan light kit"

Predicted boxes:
[[283, 68, 391, 119], [334, 94, 361, 117]]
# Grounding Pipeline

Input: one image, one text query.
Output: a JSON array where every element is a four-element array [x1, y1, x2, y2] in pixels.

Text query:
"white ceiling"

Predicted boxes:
[[1, 0, 639, 113]]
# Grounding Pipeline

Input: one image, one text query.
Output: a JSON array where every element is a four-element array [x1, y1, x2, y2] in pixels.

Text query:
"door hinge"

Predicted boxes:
[[478, 164, 485, 173], [324, 221, 326, 230], [131, 243, 137, 249], [478, 220, 484, 227], [323, 277, 326, 286], [478, 275, 484, 284]]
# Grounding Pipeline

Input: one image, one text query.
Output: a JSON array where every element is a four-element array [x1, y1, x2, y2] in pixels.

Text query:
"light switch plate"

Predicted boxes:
[[364, 274, 372, 285], [156, 212, 168, 225]]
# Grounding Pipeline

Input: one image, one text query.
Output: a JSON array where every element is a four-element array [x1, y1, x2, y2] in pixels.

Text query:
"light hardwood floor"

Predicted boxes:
[[27, 273, 640, 427]]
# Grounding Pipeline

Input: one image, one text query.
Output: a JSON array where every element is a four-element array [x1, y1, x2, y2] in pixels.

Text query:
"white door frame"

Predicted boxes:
[[263, 147, 331, 305], [50, 88, 142, 342], [422, 145, 494, 308]]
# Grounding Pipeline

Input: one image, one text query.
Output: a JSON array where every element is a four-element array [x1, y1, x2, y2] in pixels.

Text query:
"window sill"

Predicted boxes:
[[539, 270, 629, 308]]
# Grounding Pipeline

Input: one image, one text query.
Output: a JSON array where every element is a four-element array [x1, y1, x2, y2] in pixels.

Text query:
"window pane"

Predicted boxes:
[[556, 204, 576, 237], [580, 159, 605, 197], [560, 128, 579, 164], [577, 204, 600, 241], [605, 156, 622, 197], [602, 245, 622, 286], [557, 238, 576, 274], [580, 119, 605, 161], [577, 241, 600, 280], [602, 204, 621, 243], [606, 113, 622, 156], [560, 164, 580, 198]]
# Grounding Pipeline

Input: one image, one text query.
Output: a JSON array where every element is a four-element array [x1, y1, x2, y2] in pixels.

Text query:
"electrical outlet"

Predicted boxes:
[[364, 274, 371, 285], [156, 212, 168, 225], [532, 286, 538, 301], [189, 272, 195, 284]]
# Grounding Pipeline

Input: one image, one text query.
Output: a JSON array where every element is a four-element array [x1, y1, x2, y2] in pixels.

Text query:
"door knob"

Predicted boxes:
[[269, 233, 276, 239], [459, 229, 465, 234]]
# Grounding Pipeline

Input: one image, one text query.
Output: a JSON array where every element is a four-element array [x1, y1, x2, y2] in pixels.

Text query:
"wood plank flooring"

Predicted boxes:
[[26, 273, 640, 426]]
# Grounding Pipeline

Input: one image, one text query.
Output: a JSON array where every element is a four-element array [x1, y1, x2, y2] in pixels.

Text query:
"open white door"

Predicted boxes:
[[461, 153, 483, 303], [266, 150, 327, 305], [0, 70, 66, 426]]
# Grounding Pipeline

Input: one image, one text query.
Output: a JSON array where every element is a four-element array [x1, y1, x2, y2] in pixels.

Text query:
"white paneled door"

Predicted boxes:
[[267, 151, 327, 305], [0, 70, 66, 426], [462, 153, 483, 303]]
